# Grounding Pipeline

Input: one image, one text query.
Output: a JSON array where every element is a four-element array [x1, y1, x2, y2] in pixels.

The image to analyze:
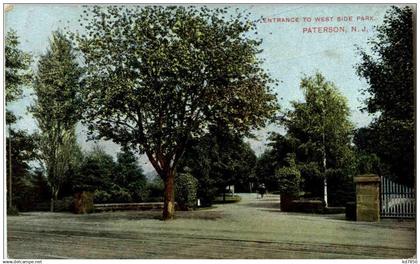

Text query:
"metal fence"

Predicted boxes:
[[381, 176, 415, 218]]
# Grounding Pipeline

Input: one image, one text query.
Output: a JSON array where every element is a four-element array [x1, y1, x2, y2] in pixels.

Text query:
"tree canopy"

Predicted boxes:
[[282, 73, 354, 206], [73, 5, 279, 219], [355, 6, 414, 186], [5, 30, 32, 124], [5, 29, 31, 104], [30, 31, 83, 211]]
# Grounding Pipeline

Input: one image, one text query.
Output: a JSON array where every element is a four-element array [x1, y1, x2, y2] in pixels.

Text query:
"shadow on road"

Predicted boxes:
[[85, 210, 224, 221]]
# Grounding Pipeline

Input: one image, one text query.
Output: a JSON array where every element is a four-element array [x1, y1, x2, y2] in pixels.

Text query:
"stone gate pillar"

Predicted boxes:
[[354, 174, 380, 222]]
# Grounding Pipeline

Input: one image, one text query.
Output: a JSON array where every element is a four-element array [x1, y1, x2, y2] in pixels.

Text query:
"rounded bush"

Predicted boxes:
[[175, 172, 198, 210]]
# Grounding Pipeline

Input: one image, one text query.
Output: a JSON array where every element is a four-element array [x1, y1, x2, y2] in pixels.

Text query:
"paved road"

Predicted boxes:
[[7, 193, 416, 259]]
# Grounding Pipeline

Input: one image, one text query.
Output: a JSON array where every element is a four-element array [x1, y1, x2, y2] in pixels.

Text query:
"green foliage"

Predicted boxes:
[[73, 147, 115, 192], [285, 73, 354, 168], [255, 73, 354, 203], [109, 185, 132, 203], [144, 178, 165, 202], [6, 130, 50, 211], [175, 172, 198, 210], [355, 152, 381, 176], [255, 149, 277, 191], [355, 6, 414, 186], [255, 133, 299, 191], [93, 189, 111, 204], [92, 186, 134, 204], [72, 5, 279, 219], [5, 29, 31, 104], [356, 6, 414, 118], [71, 5, 278, 183], [283, 73, 354, 199], [178, 125, 257, 205], [115, 149, 147, 201], [276, 154, 301, 195], [298, 162, 323, 198], [77, 147, 149, 203], [30, 31, 83, 211], [5, 30, 38, 212], [325, 169, 355, 207]]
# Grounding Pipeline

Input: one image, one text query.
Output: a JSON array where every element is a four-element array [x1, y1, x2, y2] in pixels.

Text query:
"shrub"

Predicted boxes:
[[175, 172, 198, 210], [299, 162, 323, 198], [128, 181, 147, 202], [93, 185, 133, 203], [276, 154, 301, 195], [109, 185, 132, 203], [356, 153, 381, 175], [94, 189, 112, 204]]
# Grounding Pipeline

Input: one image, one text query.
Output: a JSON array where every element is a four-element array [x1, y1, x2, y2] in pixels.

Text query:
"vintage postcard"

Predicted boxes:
[[3, 2, 416, 261]]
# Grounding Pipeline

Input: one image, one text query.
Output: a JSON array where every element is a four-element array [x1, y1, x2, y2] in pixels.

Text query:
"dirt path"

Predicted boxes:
[[7, 193, 416, 259]]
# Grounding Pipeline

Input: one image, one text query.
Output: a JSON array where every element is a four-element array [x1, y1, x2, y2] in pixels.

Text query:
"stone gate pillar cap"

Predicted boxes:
[[354, 174, 380, 183]]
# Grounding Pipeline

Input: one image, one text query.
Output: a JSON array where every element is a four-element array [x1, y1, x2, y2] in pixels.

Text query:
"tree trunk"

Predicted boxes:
[[162, 170, 175, 220], [50, 188, 58, 212], [322, 130, 328, 208], [323, 153, 328, 208], [323, 176, 328, 207]]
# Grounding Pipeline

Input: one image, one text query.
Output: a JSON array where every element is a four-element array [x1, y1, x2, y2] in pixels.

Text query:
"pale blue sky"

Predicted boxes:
[[5, 4, 397, 172]]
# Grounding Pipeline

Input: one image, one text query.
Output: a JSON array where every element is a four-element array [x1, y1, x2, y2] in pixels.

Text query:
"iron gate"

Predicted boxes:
[[381, 176, 415, 218]]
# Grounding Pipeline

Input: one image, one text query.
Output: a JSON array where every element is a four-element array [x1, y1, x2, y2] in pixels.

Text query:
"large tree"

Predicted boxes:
[[73, 5, 278, 219], [283, 73, 354, 206], [355, 6, 415, 186], [30, 31, 83, 211]]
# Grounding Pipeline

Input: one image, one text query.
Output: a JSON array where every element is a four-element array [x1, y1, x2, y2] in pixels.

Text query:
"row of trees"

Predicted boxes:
[[253, 6, 414, 206], [5, 30, 33, 213]]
